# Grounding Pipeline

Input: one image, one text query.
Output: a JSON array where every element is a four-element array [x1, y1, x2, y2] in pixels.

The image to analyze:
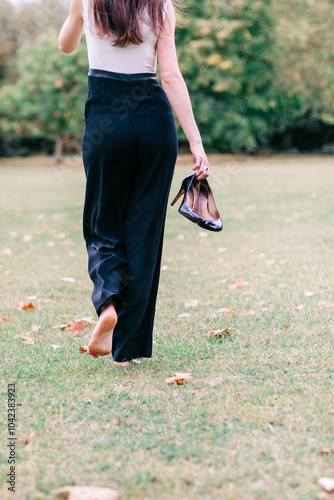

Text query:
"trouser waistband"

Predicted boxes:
[[88, 68, 158, 82]]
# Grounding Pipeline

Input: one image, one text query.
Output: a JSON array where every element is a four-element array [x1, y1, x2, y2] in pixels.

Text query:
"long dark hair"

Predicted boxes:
[[90, 0, 169, 47]]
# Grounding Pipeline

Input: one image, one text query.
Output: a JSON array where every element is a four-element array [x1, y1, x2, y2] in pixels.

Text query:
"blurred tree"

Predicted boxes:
[[175, 0, 279, 153], [0, 29, 88, 159], [273, 0, 334, 126], [0, 0, 67, 82]]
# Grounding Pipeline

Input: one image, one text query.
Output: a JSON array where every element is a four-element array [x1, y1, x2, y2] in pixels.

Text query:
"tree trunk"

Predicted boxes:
[[54, 134, 63, 164]]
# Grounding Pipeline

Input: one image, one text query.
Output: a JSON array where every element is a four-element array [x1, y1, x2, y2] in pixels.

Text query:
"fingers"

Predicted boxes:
[[194, 156, 210, 180]]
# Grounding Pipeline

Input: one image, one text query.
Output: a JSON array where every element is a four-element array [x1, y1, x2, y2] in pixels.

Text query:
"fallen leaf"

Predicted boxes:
[[184, 299, 198, 308], [1, 248, 13, 255], [178, 312, 191, 318], [208, 328, 233, 338], [294, 304, 304, 311], [50, 345, 62, 350], [243, 291, 258, 296], [88, 422, 110, 430], [284, 326, 289, 331], [54, 317, 96, 330], [165, 372, 193, 385], [318, 477, 334, 493], [23, 337, 36, 344], [242, 309, 256, 316], [53, 485, 119, 500], [174, 372, 193, 380], [61, 277, 75, 283], [79, 346, 88, 353], [65, 320, 86, 335], [317, 308, 322, 313], [227, 278, 249, 289], [1, 315, 12, 322], [320, 447, 331, 455], [217, 308, 236, 315], [26, 294, 38, 300], [14, 302, 36, 311], [53, 323, 69, 330], [304, 291, 314, 297], [80, 316, 97, 325], [31, 324, 40, 332], [266, 259, 275, 266]]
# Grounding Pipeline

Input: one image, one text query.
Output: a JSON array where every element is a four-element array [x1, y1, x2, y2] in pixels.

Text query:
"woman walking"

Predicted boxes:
[[59, 0, 209, 366]]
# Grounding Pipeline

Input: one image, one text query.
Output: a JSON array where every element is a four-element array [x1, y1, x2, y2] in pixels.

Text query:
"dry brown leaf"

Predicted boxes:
[[284, 326, 289, 331], [228, 278, 249, 289], [19, 336, 36, 344], [1, 248, 13, 255], [165, 372, 193, 385], [208, 328, 233, 338], [61, 277, 75, 283], [53, 323, 69, 330], [80, 316, 97, 325], [318, 477, 334, 493], [317, 308, 322, 313], [79, 346, 88, 353], [217, 308, 236, 315], [242, 309, 256, 316], [1, 315, 12, 322], [14, 302, 36, 311], [15, 332, 36, 344], [65, 320, 86, 335], [53, 485, 119, 500], [26, 294, 37, 300], [88, 422, 110, 430]]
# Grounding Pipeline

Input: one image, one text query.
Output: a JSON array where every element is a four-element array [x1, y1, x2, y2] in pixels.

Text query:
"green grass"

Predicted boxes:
[[0, 155, 333, 500]]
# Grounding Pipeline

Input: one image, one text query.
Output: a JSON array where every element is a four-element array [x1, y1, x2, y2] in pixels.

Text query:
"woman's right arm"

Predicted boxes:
[[157, 1, 209, 180]]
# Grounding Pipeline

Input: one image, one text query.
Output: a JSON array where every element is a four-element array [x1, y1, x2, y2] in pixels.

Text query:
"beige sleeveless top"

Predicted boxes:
[[83, 0, 170, 74]]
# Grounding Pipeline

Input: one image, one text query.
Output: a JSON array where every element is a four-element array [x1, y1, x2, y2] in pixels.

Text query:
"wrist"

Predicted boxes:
[[190, 139, 203, 149]]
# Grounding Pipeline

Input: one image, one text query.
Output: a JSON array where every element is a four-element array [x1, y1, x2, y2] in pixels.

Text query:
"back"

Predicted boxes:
[[83, 0, 170, 74]]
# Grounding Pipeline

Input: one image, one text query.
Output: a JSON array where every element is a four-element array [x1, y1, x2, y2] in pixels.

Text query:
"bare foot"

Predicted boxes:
[[114, 360, 131, 367], [87, 303, 117, 358]]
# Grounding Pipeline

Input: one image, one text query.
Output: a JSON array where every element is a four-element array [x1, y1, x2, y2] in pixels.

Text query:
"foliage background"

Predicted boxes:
[[0, 0, 334, 156]]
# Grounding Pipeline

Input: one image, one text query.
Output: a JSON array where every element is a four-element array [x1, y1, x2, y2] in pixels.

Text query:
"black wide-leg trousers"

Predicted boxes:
[[82, 69, 178, 362]]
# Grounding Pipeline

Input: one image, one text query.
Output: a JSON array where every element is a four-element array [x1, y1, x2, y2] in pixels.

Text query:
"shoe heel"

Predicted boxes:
[[170, 187, 184, 206]]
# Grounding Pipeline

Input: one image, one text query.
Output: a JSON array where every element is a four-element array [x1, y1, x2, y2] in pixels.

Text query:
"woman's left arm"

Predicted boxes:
[[58, 0, 84, 53]]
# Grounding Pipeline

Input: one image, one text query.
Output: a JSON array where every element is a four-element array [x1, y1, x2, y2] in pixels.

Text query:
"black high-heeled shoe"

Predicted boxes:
[[196, 179, 223, 232], [170, 173, 201, 224]]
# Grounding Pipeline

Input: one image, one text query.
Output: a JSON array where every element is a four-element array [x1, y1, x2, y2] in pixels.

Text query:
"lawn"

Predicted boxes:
[[0, 155, 333, 500]]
